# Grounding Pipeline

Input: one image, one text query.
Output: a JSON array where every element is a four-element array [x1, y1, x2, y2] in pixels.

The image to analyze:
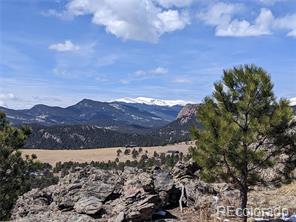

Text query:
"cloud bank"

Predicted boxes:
[[198, 2, 296, 37], [45, 0, 296, 41], [0, 93, 16, 107]]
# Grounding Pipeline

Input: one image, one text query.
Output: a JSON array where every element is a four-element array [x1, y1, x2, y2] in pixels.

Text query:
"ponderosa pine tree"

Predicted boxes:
[[191, 65, 296, 222], [0, 112, 31, 220]]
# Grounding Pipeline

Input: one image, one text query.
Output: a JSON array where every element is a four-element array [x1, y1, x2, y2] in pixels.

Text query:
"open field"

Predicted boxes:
[[21, 143, 191, 166]]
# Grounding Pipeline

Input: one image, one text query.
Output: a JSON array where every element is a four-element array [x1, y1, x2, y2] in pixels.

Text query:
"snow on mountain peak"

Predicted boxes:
[[290, 97, 296, 106], [112, 97, 193, 107]]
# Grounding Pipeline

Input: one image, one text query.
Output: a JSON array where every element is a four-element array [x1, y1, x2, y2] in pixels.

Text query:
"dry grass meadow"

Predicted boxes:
[[21, 143, 191, 166]]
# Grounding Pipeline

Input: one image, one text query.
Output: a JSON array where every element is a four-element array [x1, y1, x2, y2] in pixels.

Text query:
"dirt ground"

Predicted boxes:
[[21, 143, 191, 166], [249, 181, 296, 210]]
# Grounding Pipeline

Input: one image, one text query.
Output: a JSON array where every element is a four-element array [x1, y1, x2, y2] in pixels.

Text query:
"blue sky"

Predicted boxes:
[[0, 0, 295, 109]]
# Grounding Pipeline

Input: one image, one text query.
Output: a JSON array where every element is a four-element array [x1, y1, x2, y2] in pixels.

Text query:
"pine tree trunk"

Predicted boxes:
[[241, 188, 248, 222], [241, 142, 248, 222]]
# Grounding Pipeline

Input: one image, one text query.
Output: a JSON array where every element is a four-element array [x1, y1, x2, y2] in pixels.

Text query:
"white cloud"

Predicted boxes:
[[216, 8, 273, 37], [135, 66, 168, 76], [56, 0, 190, 42], [198, 3, 296, 38], [150, 67, 168, 75], [48, 0, 296, 40], [198, 3, 273, 37], [273, 13, 296, 37], [49, 40, 80, 52], [120, 79, 130, 84], [287, 29, 296, 37], [173, 77, 192, 83], [41, 9, 73, 20], [198, 2, 240, 27], [155, 0, 193, 8], [256, 0, 287, 5], [0, 93, 16, 107], [0, 93, 15, 100], [122, 66, 168, 84], [157, 10, 189, 32], [134, 70, 147, 77], [51, 42, 119, 79], [95, 75, 108, 82]]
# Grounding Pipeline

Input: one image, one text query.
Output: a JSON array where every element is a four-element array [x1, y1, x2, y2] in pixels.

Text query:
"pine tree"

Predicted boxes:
[[132, 149, 139, 159], [191, 65, 296, 222], [116, 149, 122, 157], [0, 112, 32, 220], [124, 148, 131, 155]]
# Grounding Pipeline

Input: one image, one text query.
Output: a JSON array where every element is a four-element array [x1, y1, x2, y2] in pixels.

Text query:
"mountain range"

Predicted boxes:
[[0, 98, 184, 130], [23, 104, 199, 149], [0, 98, 194, 148], [0, 97, 295, 149]]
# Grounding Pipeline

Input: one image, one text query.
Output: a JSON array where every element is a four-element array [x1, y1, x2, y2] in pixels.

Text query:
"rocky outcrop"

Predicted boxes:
[[11, 162, 240, 222], [176, 104, 198, 124]]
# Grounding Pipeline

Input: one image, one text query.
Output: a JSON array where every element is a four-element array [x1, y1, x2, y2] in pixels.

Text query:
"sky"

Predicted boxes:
[[0, 0, 295, 109]]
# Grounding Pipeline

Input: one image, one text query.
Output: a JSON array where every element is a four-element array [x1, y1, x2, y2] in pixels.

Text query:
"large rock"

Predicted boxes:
[[171, 159, 200, 180], [153, 171, 174, 192], [11, 186, 56, 218], [124, 194, 159, 221], [12, 162, 240, 222], [74, 196, 103, 215]]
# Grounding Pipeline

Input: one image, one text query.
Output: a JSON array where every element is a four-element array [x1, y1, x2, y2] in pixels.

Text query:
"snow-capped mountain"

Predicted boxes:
[[290, 97, 296, 106], [112, 97, 193, 107]]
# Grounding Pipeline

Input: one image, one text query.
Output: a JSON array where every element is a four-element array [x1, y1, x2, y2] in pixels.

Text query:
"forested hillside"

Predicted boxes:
[[23, 103, 200, 149], [4, 103, 296, 149]]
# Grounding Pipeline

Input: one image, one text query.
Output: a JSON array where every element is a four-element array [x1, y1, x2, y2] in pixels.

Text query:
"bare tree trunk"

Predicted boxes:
[[179, 184, 185, 213]]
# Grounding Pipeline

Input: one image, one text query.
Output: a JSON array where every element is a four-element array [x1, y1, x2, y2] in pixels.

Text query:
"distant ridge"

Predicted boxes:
[[0, 98, 183, 128]]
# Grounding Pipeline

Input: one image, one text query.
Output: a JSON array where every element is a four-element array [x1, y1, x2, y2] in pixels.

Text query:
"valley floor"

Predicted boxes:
[[21, 142, 190, 165]]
